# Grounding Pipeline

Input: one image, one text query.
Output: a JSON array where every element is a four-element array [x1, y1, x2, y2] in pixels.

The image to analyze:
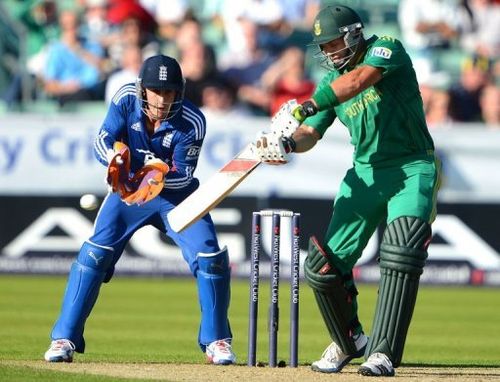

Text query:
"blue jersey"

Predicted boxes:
[[93, 83, 205, 194], [51, 80, 232, 356]]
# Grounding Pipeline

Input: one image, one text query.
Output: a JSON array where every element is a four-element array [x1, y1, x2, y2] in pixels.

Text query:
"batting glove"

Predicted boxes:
[[271, 100, 302, 138], [253, 132, 296, 165]]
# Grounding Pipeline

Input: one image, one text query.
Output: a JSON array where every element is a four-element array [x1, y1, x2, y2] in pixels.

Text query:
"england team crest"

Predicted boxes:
[[159, 65, 168, 80]]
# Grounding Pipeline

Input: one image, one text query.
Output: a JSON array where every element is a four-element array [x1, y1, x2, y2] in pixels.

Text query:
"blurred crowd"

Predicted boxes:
[[399, 0, 500, 127], [0, 0, 499, 127]]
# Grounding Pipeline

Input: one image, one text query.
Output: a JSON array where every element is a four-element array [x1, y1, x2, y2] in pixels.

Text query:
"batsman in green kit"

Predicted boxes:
[[254, 4, 441, 377]]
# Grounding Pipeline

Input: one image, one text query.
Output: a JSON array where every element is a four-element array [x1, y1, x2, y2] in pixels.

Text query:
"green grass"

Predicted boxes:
[[0, 363, 149, 382], [0, 275, 499, 380]]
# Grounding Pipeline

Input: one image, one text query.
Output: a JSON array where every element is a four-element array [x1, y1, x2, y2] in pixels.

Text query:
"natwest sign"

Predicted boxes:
[[1, 196, 499, 285]]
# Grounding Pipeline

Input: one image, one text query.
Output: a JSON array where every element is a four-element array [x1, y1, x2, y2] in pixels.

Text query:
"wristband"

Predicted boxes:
[[292, 101, 317, 123], [282, 136, 297, 153], [312, 85, 340, 110]]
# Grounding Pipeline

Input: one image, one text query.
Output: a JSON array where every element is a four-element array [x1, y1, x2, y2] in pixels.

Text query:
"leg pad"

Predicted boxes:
[[366, 217, 431, 367], [51, 242, 114, 352], [196, 246, 232, 350], [304, 237, 362, 355]]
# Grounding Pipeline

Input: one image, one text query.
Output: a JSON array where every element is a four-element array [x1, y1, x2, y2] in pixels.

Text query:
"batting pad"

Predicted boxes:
[[366, 217, 431, 367], [304, 237, 362, 355]]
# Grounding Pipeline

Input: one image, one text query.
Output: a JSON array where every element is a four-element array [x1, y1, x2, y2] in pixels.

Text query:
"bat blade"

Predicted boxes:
[[167, 144, 260, 232]]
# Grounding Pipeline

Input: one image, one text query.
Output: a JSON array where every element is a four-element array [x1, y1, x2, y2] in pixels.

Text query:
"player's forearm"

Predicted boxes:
[[311, 65, 383, 111], [292, 125, 320, 153], [331, 66, 379, 101], [93, 129, 116, 166]]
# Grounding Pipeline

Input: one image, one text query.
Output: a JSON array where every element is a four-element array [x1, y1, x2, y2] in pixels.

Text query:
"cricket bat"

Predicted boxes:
[[167, 143, 261, 232]]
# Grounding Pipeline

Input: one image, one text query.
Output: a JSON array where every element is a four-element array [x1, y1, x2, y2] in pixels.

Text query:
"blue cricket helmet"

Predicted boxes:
[[136, 55, 185, 120]]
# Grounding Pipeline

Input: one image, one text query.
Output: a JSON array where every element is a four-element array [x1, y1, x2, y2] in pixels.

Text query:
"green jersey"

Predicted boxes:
[[306, 35, 434, 166]]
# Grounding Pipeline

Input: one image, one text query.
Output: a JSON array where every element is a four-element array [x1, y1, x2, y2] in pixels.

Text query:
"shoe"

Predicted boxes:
[[44, 339, 75, 363], [358, 352, 395, 377], [311, 333, 368, 373], [205, 339, 236, 365]]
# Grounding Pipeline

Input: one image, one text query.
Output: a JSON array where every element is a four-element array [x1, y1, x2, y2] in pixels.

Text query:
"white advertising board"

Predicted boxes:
[[1, 113, 500, 201]]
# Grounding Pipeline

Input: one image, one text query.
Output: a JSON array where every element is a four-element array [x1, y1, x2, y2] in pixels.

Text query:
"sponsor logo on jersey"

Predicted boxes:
[[186, 145, 201, 159], [371, 47, 392, 59], [159, 65, 168, 81], [162, 132, 173, 148], [131, 122, 141, 132]]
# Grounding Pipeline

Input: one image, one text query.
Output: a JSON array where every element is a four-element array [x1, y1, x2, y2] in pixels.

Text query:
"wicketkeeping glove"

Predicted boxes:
[[121, 159, 170, 206], [106, 141, 131, 196], [106, 142, 170, 206]]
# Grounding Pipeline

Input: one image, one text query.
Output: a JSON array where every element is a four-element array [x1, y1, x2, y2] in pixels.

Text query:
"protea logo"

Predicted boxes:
[[159, 65, 168, 80], [314, 19, 321, 36]]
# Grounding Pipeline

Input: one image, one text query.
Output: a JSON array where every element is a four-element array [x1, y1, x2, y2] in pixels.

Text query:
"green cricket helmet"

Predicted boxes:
[[311, 5, 364, 70]]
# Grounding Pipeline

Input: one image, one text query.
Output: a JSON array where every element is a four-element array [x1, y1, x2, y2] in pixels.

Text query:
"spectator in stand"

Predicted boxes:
[[459, 0, 500, 59], [418, 69, 453, 128], [105, 0, 158, 67], [261, 46, 315, 116], [175, 18, 209, 55], [399, 0, 461, 51], [106, 17, 160, 71], [2, 0, 59, 107], [201, 78, 252, 119], [479, 83, 500, 126], [426, 88, 452, 127], [221, 45, 313, 116], [179, 40, 218, 107], [448, 54, 493, 121], [104, 44, 142, 104], [398, 0, 462, 81], [246, 0, 290, 52], [106, 0, 155, 28], [42, 8, 106, 106], [79, 0, 114, 48], [151, 0, 190, 42], [221, 19, 277, 114], [277, 0, 321, 29], [219, 0, 284, 69]]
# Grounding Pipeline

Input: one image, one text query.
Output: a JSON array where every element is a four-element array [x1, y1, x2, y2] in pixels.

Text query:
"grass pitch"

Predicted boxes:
[[0, 275, 499, 381]]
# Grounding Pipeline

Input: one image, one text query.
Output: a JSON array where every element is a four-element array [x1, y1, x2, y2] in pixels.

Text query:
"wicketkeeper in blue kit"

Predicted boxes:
[[44, 55, 235, 365]]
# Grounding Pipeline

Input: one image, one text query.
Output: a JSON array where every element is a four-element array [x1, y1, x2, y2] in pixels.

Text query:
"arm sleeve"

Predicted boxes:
[[165, 112, 206, 190], [93, 101, 127, 167], [306, 75, 338, 138]]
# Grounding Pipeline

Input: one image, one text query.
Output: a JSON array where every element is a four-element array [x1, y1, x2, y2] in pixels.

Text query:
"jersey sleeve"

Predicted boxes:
[[93, 99, 128, 166], [306, 75, 337, 137], [165, 107, 206, 190], [363, 36, 410, 77]]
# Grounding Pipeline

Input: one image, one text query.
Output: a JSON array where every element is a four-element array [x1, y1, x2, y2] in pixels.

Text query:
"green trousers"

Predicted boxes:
[[324, 154, 441, 274]]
